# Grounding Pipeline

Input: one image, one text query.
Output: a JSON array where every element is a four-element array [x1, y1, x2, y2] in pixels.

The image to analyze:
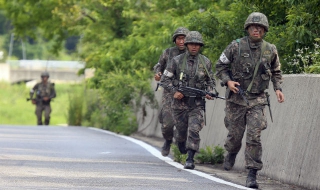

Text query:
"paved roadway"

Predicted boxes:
[[0, 125, 251, 190]]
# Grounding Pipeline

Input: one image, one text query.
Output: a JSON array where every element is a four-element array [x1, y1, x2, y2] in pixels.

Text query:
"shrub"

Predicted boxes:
[[171, 144, 188, 165], [284, 40, 320, 74], [195, 145, 225, 165], [66, 88, 84, 126]]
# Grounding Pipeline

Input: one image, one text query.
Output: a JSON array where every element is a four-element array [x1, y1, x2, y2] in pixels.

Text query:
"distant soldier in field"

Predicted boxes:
[[29, 71, 56, 125], [153, 27, 189, 156]]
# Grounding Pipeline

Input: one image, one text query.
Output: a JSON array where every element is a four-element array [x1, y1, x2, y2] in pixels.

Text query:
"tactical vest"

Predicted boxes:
[[38, 82, 52, 97], [231, 37, 273, 94], [178, 53, 210, 91]]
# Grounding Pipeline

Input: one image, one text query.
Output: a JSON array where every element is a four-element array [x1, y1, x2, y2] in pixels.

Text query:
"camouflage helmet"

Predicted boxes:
[[41, 71, 50, 78], [184, 31, 204, 46], [244, 12, 269, 32], [172, 27, 189, 42]]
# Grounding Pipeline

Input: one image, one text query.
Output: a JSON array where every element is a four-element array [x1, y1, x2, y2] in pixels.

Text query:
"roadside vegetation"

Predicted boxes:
[[171, 144, 225, 165], [195, 145, 225, 165], [1, 0, 320, 135]]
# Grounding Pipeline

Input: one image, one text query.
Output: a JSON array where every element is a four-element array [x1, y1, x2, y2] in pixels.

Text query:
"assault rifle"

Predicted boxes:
[[26, 97, 40, 104], [155, 83, 225, 100], [178, 86, 225, 100], [220, 71, 249, 105]]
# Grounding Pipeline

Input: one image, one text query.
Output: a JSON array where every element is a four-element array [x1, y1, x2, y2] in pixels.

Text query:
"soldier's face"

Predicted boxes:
[[248, 24, 265, 40], [187, 43, 201, 55], [42, 76, 48, 82], [175, 35, 186, 50]]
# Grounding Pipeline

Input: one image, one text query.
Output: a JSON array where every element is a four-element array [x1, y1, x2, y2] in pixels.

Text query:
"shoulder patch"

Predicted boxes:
[[219, 53, 230, 64], [163, 70, 174, 78]]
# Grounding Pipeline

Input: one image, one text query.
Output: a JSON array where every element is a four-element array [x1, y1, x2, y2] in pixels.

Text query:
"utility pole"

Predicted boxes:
[[8, 33, 14, 61], [21, 39, 26, 60]]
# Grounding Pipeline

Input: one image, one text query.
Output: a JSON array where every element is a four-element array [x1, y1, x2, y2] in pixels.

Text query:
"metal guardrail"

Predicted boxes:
[[6, 60, 85, 70]]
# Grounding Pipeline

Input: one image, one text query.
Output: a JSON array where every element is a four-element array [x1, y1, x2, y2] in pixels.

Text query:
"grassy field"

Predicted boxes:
[[0, 82, 83, 125]]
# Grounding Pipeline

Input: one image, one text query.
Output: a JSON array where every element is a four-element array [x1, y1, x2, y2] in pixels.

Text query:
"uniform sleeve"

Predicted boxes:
[[154, 49, 169, 74], [50, 84, 56, 99], [30, 83, 39, 99], [160, 57, 178, 94], [32, 83, 39, 91], [215, 42, 237, 85], [204, 57, 216, 93], [270, 44, 283, 91]]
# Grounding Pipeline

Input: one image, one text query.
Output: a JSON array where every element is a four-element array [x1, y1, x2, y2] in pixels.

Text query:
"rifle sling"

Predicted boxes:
[[246, 40, 267, 92]]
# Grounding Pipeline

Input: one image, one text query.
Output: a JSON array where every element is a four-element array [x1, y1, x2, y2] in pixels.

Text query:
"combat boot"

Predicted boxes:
[[177, 141, 187, 154], [184, 150, 195, 170], [246, 169, 259, 188], [161, 140, 172, 156], [223, 152, 237, 171]]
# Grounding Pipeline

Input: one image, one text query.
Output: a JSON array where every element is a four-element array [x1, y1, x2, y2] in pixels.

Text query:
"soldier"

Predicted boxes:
[[161, 31, 216, 169], [30, 71, 56, 125], [215, 12, 285, 188], [153, 27, 189, 156]]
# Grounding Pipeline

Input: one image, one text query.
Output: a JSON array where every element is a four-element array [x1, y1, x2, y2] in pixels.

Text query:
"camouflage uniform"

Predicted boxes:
[[154, 46, 186, 141], [161, 32, 215, 152], [153, 27, 189, 143], [215, 12, 283, 171], [30, 72, 56, 125]]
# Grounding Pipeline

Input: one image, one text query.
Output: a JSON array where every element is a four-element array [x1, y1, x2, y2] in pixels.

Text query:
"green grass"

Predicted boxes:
[[0, 82, 83, 125]]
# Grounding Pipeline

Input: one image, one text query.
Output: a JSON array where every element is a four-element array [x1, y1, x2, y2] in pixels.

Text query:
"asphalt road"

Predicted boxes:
[[0, 125, 251, 190]]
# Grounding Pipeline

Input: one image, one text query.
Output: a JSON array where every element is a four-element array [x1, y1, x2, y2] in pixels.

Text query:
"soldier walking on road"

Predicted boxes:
[[153, 27, 189, 156], [30, 71, 56, 125], [215, 12, 285, 188], [161, 31, 216, 169]]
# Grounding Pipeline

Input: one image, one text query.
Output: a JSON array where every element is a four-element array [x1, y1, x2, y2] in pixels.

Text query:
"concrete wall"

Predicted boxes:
[[1, 61, 91, 83], [136, 74, 320, 190], [0, 64, 10, 81], [10, 69, 84, 83]]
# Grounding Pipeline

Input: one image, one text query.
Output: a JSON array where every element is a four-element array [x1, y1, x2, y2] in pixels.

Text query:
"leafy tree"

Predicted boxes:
[[4, 0, 320, 134]]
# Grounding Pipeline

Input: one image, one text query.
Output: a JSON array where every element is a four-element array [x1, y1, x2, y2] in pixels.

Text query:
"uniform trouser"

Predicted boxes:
[[158, 92, 175, 141], [224, 101, 267, 170], [35, 104, 51, 125], [173, 107, 205, 151]]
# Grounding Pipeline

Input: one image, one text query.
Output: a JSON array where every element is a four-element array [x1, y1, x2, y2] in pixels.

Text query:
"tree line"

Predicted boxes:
[[2, 0, 319, 132]]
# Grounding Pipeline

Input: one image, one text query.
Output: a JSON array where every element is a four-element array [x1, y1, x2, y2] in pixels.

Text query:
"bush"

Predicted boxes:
[[284, 40, 320, 74], [195, 145, 225, 165], [66, 85, 85, 126], [171, 144, 188, 165]]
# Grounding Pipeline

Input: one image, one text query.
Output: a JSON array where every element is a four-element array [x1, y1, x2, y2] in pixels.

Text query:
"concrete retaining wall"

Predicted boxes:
[[0, 61, 92, 83], [136, 74, 320, 190], [0, 64, 10, 82], [10, 69, 84, 83]]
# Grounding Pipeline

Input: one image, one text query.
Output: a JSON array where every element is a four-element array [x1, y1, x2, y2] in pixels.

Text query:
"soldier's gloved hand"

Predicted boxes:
[[154, 72, 162, 81], [43, 97, 50, 101], [174, 92, 184, 100], [205, 94, 214, 100], [227, 81, 240, 93], [32, 100, 36, 105], [276, 90, 285, 103]]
